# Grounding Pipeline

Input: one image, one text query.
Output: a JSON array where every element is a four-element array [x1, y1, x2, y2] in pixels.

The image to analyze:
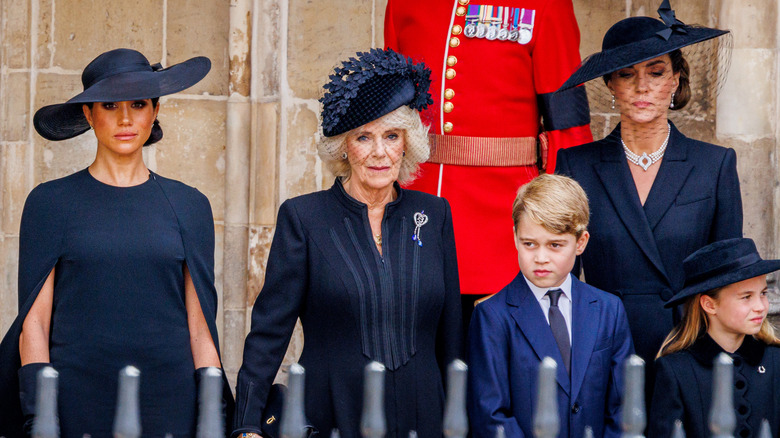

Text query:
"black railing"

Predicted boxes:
[[27, 354, 775, 438]]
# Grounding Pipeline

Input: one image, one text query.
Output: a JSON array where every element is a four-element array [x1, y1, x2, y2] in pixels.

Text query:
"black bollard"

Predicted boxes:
[[196, 367, 224, 438], [758, 419, 772, 438], [621, 355, 646, 438], [709, 353, 735, 438], [583, 426, 594, 438], [443, 359, 469, 438], [360, 362, 386, 438], [113, 366, 142, 438], [280, 363, 307, 438], [533, 357, 559, 438], [670, 420, 686, 438], [33, 366, 59, 438]]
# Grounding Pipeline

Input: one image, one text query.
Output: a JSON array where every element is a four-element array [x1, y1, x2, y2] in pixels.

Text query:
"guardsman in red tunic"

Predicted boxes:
[[385, 0, 593, 314]]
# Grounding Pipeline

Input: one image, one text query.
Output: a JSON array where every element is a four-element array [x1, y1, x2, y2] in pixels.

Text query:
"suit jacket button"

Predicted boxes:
[[660, 288, 674, 301], [571, 403, 580, 413]]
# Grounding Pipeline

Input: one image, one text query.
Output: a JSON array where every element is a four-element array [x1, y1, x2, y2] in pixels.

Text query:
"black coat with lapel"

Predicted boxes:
[[556, 123, 743, 369]]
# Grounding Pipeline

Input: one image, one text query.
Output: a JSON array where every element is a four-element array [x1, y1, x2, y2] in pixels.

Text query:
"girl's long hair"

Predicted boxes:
[[657, 287, 780, 358]]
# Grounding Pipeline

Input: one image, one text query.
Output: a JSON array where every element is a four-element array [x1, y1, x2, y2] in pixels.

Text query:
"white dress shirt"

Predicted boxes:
[[522, 273, 573, 341]]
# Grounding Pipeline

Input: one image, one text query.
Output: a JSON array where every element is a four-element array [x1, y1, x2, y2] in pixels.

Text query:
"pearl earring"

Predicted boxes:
[[670, 92, 675, 109], [611, 95, 616, 110]]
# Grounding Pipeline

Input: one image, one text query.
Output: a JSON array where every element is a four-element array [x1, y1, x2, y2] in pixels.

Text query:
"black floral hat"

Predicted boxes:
[[320, 48, 433, 137], [558, 0, 728, 92]]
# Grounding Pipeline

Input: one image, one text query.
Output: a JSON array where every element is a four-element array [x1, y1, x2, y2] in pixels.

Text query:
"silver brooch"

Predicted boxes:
[[412, 211, 428, 247], [758, 365, 766, 374]]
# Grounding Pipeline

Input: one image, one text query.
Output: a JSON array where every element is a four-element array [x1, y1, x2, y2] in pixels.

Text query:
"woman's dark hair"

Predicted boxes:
[[603, 49, 691, 110], [85, 97, 163, 146], [668, 49, 691, 110]]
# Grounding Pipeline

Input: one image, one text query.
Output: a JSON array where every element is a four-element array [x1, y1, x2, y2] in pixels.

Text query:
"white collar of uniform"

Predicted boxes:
[[522, 273, 573, 304]]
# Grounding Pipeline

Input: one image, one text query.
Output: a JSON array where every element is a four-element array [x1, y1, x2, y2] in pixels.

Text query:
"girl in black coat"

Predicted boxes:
[[648, 238, 780, 438]]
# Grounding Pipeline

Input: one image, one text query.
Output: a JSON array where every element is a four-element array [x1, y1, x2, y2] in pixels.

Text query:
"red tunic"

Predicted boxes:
[[385, 0, 593, 294]]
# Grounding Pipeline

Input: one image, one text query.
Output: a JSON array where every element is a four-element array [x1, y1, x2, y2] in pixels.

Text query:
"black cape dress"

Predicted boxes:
[[0, 169, 234, 438], [232, 179, 463, 438]]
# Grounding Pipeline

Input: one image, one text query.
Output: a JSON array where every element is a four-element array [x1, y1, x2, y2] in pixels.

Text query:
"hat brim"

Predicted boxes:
[[33, 56, 210, 141], [558, 27, 728, 92], [664, 259, 780, 308]]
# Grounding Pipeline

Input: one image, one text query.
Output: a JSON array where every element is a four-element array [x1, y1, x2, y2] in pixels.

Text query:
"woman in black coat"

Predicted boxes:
[[649, 238, 780, 438], [232, 48, 462, 438], [0, 48, 233, 437], [554, 1, 742, 380]]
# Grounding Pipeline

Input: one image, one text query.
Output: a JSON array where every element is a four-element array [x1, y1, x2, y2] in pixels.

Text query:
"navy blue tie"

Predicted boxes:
[[547, 289, 571, 374]]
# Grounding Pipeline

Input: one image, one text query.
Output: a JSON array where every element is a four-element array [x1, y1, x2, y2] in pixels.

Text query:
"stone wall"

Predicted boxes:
[[1, 0, 779, 387]]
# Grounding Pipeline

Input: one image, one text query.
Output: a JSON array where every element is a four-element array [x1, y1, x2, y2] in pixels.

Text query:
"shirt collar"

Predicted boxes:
[[522, 273, 573, 303]]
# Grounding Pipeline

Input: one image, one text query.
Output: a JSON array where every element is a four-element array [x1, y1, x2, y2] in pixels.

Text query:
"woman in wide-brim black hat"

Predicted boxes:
[[554, 0, 743, 400], [232, 48, 462, 438], [0, 48, 234, 437], [648, 238, 780, 437]]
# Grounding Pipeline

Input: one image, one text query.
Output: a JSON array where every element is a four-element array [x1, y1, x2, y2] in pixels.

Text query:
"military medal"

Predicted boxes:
[[507, 7, 520, 41], [496, 7, 509, 40], [475, 5, 489, 38], [464, 5, 479, 38], [486, 24, 499, 40], [518, 8, 535, 45]]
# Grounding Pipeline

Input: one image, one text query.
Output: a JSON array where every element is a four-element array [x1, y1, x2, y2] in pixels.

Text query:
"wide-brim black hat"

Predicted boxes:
[[34, 48, 211, 141], [557, 0, 728, 92], [320, 48, 433, 137], [665, 238, 780, 308]]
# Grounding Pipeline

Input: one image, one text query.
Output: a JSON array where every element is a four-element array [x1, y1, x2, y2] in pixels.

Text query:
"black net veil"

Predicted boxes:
[[317, 49, 440, 186], [578, 28, 733, 143]]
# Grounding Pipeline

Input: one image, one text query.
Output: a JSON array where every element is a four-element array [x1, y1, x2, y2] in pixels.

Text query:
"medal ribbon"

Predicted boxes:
[[520, 8, 535, 26]]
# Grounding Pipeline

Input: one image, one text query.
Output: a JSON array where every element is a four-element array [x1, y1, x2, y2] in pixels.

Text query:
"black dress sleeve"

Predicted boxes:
[[0, 182, 66, 437], [233, 200, 309, 437], [710, 148, 743, 241], [436, 198, 463, 375]]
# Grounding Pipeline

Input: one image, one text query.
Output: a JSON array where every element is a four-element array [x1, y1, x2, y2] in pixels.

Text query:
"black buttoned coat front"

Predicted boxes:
[[648, 335, 780, 438], [232, 179, 462, 438], [555, 123, 743, 378]]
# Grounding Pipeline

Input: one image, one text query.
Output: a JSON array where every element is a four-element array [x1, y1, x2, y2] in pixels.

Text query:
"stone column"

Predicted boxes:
[[222, 0, 254, 385], [0, 0, 34, 335], [716, 0, 779, 312]]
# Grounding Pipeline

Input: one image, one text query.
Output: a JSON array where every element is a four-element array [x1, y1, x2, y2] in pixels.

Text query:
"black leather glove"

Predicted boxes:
[[18, 362, 51, 437]]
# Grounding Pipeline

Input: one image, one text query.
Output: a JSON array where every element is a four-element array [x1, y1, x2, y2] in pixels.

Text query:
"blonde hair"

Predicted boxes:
[[318, 106, 430, 185], [512, 174, 589, 238], [657, 288, 780, 358]]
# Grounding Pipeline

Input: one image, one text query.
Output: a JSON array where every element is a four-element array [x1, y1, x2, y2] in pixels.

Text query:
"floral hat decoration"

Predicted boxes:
[[320, 48, 433, 137]]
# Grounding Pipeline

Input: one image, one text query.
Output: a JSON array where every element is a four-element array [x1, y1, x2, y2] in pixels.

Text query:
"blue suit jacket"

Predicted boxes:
[[555, 123, 742, 370], [467, 273, 634, 438]]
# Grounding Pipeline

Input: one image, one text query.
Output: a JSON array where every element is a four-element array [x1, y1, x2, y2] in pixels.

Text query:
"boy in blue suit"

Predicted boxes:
[[467, 174, 634, 438]]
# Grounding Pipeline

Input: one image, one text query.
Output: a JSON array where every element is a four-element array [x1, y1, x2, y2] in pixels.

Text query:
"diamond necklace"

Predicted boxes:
[[621, 123, 671, 171]]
